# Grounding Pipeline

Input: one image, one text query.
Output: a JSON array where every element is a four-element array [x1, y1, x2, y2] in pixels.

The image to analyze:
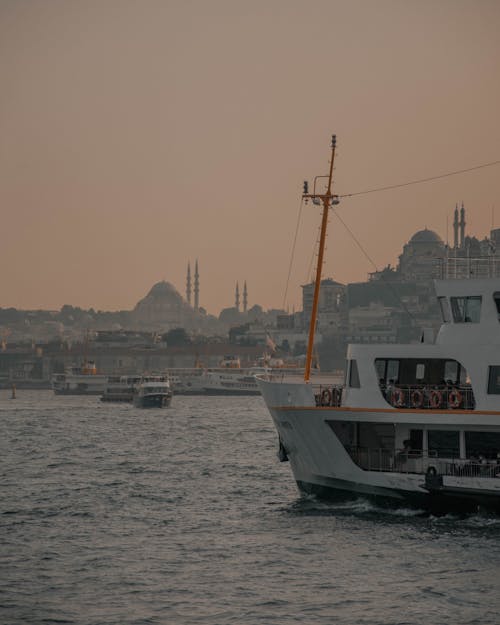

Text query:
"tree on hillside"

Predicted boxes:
[[163, 327, 191, 346]]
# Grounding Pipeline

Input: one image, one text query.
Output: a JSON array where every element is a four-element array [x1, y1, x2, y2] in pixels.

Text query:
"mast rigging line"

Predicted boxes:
[[283, 151, 499, 324], [338, 159, 500, 199], [282, 197, 305, 310], [331, 209, 416, 323]]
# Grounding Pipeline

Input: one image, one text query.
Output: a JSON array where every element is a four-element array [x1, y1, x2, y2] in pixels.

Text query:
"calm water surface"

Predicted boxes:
[[1, 391, 500, 624]]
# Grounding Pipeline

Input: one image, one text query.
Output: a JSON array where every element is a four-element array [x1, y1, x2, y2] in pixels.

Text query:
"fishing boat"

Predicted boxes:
[[257, 135, 500, 513], [133, 375, 172, 408]]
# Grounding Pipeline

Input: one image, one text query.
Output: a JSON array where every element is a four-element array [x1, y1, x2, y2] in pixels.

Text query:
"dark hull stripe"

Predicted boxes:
[[297, 477, 500, 514]]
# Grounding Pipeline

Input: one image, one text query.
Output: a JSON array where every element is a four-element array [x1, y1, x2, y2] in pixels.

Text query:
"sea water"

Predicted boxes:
[[1, 391, 499, 625]]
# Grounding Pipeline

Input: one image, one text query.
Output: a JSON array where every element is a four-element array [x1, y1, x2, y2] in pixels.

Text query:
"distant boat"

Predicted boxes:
[[51, 361, 107, 395], [133, 375, 172, 408], [168, 355, 303, 396], [100, 375, 141, 402]]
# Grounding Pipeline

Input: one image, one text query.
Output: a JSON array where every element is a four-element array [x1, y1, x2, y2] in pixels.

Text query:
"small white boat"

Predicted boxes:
[[133, 375, 172, 408]]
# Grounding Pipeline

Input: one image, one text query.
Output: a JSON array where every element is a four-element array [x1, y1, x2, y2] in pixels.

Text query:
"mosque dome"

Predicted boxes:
[[133, 281, 189, 328], [409, 228, 443, 244], [145, 281, 182, 301]]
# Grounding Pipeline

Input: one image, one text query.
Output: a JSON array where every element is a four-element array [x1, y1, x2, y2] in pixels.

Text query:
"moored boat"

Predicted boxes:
[[52, 361, 107, 395], [257, 136, 500, 514]]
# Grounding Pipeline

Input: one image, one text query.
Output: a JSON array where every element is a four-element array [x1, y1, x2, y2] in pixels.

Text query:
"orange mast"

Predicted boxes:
[[303, 135, 339, 382]]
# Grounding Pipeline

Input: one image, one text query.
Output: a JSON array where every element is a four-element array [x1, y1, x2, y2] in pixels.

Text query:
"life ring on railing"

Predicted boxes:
[[332, 387, 341, 407], [430, 390, 442, 409], [410, 389, 424, 409], [320, 388, 332, 407], [448, 388, 463, 409], [391, 388, 405, 408]]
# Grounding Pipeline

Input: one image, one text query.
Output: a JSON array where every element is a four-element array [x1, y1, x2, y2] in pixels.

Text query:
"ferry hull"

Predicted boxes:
[[54, 388, 104, 396], [202, 388, 261, 396], [296, 478, 500, 514], [258, 378, 500, 514], [133, 393, 172, 408]]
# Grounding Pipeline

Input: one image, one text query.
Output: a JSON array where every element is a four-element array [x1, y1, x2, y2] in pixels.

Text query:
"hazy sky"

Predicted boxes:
[[1, 0, 499, 315]]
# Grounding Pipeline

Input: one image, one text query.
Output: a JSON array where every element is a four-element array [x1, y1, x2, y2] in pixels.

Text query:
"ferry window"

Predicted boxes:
[[465, 432, 500, 460], [487, 366, 500, 394], [444, 360, 459, 384], [415, 363, 425, 380], [450, 296, 482, 323], [374, 358, 400, 384], [438, 297, 451, 323], [428, 430, 460, 459], [375, 359, 385, 382], [387, 359, 399, 383], [494, 292, 500, 321], [348, 360, 360, 388], [409, 430, 423, 451]]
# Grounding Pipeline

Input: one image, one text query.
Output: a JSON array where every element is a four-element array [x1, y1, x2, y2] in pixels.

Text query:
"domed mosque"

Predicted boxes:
[[132, 260, 219, 331], [133, 280, 195, 329], [398, 227, 446, 282]]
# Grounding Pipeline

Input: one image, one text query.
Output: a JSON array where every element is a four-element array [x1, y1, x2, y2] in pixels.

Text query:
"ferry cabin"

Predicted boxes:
[[326, 278, 500, 476]]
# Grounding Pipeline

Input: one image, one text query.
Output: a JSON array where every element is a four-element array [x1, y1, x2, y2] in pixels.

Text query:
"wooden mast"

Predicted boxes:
[[303, 135, 339, 382]]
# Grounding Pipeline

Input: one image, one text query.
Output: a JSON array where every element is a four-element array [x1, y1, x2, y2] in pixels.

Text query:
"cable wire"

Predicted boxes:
[[282, 198, 304, 310], [332, 209, 416, 322], [339, 159, 500, 199]]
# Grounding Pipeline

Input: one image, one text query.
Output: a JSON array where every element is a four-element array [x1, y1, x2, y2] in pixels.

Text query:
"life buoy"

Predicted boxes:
[[320, 388, 332, 406], [332, 387, 341, 407], [430, 390, 442, 409], [448, 388, 463, 409], [391, 388, 405, 408], [410, 389, 424, 409]]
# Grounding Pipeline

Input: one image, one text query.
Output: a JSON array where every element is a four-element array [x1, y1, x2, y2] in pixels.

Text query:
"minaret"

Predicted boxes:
[[186, 262, 192, 306], [243, 281, 248, 313], [194, 259, 199, 311], [235, 282, 240, 312], [453, 204, 459, 249], [460, 202, 466, 249]]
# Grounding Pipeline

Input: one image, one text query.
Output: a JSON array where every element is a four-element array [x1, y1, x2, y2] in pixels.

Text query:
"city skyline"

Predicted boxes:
[[1, 1, 499, 315]]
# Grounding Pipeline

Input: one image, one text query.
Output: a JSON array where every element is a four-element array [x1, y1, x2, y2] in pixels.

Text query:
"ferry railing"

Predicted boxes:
[[380, 384, 475, 411], [313, 385, 344, 407], [437, 460, 500, 479], [436, 256, 500, 279], [346, 446, 500, 479]]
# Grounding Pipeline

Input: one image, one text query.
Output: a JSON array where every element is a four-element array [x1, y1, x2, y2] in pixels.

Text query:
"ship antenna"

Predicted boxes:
[[302, 135, 339, 382]]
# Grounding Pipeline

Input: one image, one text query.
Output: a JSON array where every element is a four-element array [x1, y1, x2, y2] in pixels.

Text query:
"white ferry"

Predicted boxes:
[[100, 375, 142, 402], [168, 356, 303, 396], [133, 375, 172, 408], [257, 136, 500, 513], [52, 361, 107, 395]]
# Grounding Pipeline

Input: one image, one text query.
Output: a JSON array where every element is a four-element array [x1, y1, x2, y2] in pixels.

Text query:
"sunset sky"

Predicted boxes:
[[1, 0, 499, 315]]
